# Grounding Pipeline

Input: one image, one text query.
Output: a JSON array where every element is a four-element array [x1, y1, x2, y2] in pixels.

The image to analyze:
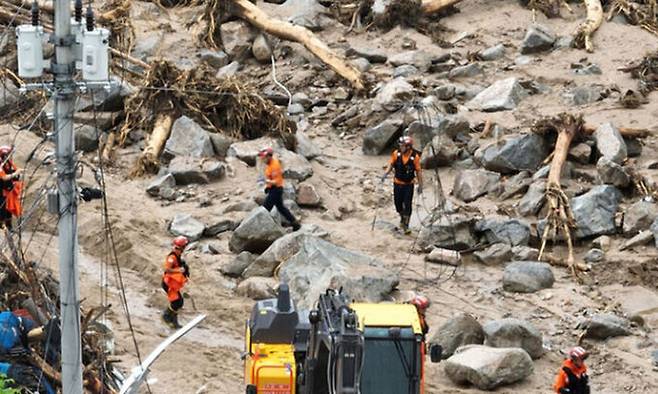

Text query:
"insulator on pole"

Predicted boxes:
[[85, 5, 95, 32], [75, 0, 83, 22], [31, 1, 39, 26]]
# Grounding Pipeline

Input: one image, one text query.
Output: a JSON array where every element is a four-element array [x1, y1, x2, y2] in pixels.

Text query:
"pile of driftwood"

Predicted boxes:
[[0, 233, 120, 393]]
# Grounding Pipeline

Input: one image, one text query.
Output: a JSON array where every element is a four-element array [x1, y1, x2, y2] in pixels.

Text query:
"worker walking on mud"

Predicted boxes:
[[0, 146, 23, 230], [258, 147, 301, 231], [554, 346, 590, 394], [161, 236, 190, 329], [381, 136, 423, 234]]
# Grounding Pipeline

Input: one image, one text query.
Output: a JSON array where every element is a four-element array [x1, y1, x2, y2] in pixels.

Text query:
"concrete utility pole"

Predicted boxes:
[[53, 0, 83, 392]]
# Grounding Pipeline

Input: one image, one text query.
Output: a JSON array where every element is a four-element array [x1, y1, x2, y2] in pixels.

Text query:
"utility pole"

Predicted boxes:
[[53, 0, 83, 392]]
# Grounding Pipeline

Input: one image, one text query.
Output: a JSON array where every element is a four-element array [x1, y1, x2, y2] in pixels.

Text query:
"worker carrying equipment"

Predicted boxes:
[[554, 346, 590, 394], [381, 136, 423, 234], [161, 236, 190, 329], [258, 147, 301, 231], [0, 146, 23, 230]]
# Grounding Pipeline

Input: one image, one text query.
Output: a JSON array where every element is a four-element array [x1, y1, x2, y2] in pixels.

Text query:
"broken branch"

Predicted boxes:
[[574, 0, 603, 52], [421, 0, 464, 14], [130, 112, 174, 177]]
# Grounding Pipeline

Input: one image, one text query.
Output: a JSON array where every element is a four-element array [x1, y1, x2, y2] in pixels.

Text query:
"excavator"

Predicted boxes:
[[243, 285, 442, 394]]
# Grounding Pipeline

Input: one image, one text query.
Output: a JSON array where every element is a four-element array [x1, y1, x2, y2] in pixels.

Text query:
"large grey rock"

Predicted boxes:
[[199, 49, 230, 69], [74, 125, 99, 152], [295, 131, 320, 159], [477, 134, 549, 174], [483, 319, 544, 359], [221, 251, 255, 277], [236, 277, 277, 300], [503, 261, 554, 293], [167, 156, 225, 185], [388, 50, 433, 72], [511, 246, 539, 261], [597, 157, 630, 188], [209, 133, 233, 157], [444, 345, 534, 390], [418, 214, 477, 251], [479, 43, 505, 61], [476, 218, 531, 247], [449, 63, 483, 79], [250, 233, 398, 308], [204, 219, 239, 236], [219, 20, 256, 58], [431, 313, 484, 359], [374, 78, 414, 112], [278, 149, 313, 181], [252, 34, 272, 63], [568, 85, 603, 106], [571, 185, 622, 239], [623, 200, 658, 236], [169, 214, 205, 241], [296, 183, 321, 207], [0, 79, 20, 112], [518, 182, 546, 217], [146, 174, 176, 198], [468, 78, 526, 112], [393, 65, 418, 78], [164, 116, 214, 159], [620, 230, 654, 251], [229, 207, 286, 254], [346, 44, 387, 63], [407, 115, 469, 151], [520, 24, 556, 54], [453, 169, 501, 202], [500, 171, 532, 200], [474, 243, 513, 265], [580, 313, 632, 339], [594, 123, 627, 164], [362, 118, 403, 155], [421, 135, 459, 169], [227, 137, 281, 166], [569, 143, 592, 164]]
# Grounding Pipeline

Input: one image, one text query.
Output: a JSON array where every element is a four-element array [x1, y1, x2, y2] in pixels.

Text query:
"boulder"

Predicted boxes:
[[593, 123, 627, 164], [227, 137, 281, 166], [199, 49, 230, 69], [581, 313, 632, 339], [252, 34, 272, 63], [483, 319, 544, 359], [597, 157, 630, 188], [571, 185, 621, 239], [569, 143, 592, 164], [468, 78, 526, 112], [500, 171, 532, 199], [623, 200, 658, 236], [393, 65, 418, 78], [518, 181, 546, 217], [146, 174, 176, 198], [362, 118, 404, 155], [217, 61, 241, 78], [204, 219, 239, 236], [249, 233, 398, 308], [651, 218, 658, 248], [475, 218, 531, 247], [511, 245, 539, 261], [0, 79, 20, 112], [163, 116, 214, 160], [277, 149, 313, 181], [229, 207, 286, 254], [568, 85, 603, 106], [479, 43, 506, 61], [296, 183, 321, 207], [474, 243, 513, 265], [449, 63, 483, 79], [503, 261, 554, 293], [418, 214, 477, 251], [221, 251, 255, 277], [388, 50, 433, 72], [620, 230, 654, 251], [444, 345, 534, 390], [453, 169, 501, 202], [236, 277, 277, 300], [433, 84, 456, 100], [374, 78, 414, 112], [167, 157, 225, 185], [477, 134, 549, 174], [295, 131, 320, 159], [169, 214, 205, 241], [209, 133, 233, 157], [431, 313, 485, 359], [346, 44, 387, 63], [421, 134, 459, 169], [219, 20, 256, 58], [520, 24, 556, 54], [584, 248, 605, 263], [74, 125, 100, 152]]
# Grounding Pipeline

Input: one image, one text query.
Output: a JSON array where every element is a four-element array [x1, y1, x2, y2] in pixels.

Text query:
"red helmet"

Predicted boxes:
[[172, 236, 189, 249], [258, 147, 274, 158], [398, 136, 413, 147], [569, 346, 588, 361], [410, 294, 430, 311], [0, 145, 12, 157]]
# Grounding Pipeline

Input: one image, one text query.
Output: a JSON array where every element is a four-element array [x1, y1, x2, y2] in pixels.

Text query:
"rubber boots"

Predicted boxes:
[[170, 310, 182, 329], [162, 307, 182, 329], [402, 215, 411, 235]]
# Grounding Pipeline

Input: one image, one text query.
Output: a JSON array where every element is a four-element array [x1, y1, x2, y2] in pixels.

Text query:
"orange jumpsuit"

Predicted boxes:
[[0, 160, 22, 218], [162, 252, 187, 304], [554, 359, 589, 393]]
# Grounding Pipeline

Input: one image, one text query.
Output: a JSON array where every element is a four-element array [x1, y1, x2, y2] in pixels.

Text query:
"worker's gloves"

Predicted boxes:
[[181, 261, 190, 278], [380, 173, 388, 183], [11, 173, 20, 181], [417, 184, 423, 194]]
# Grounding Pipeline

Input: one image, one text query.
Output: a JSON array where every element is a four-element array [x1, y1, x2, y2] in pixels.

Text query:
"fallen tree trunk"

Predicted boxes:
[[583, 124, 650, 138], [229, 0, 364, 91], [421, 0, 464, 14], [130, 112, 174, 177], [574, 0, 603, 52]]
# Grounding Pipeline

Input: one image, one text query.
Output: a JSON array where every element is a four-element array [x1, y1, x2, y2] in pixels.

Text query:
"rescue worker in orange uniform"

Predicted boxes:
[[409, 294, 430, 335], [554, 346, 590, 394], [258, 147, 301, 231], [0, 146, 22, 230], [381, 136, 423, 234], [161, 236, 190, 329]]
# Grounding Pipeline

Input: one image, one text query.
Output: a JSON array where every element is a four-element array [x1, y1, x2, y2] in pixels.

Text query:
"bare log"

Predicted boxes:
[[421, 0, 464, 14], [130, 112, 174, 176], [583, 124, 650, 138], [229, 0, 364, 91], [574, 0, 603, 52], [102, 132, 116, 163]]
